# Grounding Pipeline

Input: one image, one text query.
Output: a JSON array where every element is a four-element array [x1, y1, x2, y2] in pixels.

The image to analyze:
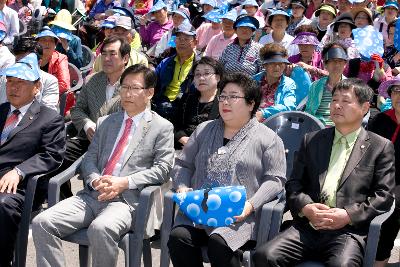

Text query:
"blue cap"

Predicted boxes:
[[1, 53, 41, 81], [383, 0, 399, 9], [172, 186, 247, 227], [220, 9, 238, 22], [241, 0, 258, 7], [0, 31, 5, 42], [200, 0, 217, 7], [148, 0, 167, 13], [175, 20, 196, 36], [203, 9, 222, 23], [101, 17, 117, 28], [268, 9, 290, 25], [106, 7, 136, 22], [35, 26, 60, 41], [233, 14, 259, 30], [51, 25, 72, 41], [171, 7, 190, 20]]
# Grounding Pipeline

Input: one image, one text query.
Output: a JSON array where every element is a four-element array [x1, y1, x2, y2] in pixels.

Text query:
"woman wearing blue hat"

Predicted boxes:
[[220, 14, 263, 76], [196, 9, 222, 52], [373, 0, 399, 44]]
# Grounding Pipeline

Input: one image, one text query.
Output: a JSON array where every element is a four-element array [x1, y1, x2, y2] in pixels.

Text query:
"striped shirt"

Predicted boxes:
[[316, 84, 333, 126], [219, 38, 263, 76]]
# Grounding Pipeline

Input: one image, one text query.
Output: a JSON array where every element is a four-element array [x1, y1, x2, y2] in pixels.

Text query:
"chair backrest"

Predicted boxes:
[[68, 62, 83, 92], [264, 111, 325, 177], [80, 45, 95, 72]]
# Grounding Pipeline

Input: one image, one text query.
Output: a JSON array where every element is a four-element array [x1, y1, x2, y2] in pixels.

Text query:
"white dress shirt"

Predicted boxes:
[[259, 31, 299, 56], [0, 5, 19, 45]]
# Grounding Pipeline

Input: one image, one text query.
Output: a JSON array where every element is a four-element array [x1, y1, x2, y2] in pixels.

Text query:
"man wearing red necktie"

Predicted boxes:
[[32, 64, 175, 267]]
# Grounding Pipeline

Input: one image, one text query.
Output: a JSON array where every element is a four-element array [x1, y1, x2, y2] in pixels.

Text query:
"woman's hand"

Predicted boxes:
[[234, 201, 254, 223], [178, 136, 190, 146], [176, 187, 193, 193], [256, 111, 264, 122]]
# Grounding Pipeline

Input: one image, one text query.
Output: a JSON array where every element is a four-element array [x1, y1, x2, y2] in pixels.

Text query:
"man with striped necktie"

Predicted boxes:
[[32, 64, 174, 267], [0, 53, 65, 267]]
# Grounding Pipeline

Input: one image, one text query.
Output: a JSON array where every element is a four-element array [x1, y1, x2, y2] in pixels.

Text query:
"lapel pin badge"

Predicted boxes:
[[217, 147, 227, 155], [361, 145, 365, 149], [29, 116, 33, 120]]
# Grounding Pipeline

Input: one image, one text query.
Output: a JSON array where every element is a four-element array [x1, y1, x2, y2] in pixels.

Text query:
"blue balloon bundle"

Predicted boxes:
[[173, 186, 247, 227]]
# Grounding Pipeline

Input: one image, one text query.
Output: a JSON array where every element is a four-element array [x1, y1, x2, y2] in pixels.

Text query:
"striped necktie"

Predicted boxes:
[[1, 110, 21, 145], [103, 118, 133, 176]]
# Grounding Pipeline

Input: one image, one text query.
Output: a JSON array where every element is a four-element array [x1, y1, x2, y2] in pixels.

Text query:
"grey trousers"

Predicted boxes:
[[32, 190, 133, 267]]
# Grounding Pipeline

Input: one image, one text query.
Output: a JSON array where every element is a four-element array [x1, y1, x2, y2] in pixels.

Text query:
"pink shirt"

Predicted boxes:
[[196, 23, 222, 51], [205, 32, 237, 60]]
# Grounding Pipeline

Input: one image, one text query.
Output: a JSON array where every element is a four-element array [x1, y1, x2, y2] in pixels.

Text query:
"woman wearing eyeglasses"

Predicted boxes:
[[173, 57, 222, 149], [168, 72, 286, 267]]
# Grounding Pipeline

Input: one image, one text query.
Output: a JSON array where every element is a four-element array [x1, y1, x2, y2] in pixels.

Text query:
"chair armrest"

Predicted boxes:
[[363, 199, 395, 267], [47, 156, 84, 207]]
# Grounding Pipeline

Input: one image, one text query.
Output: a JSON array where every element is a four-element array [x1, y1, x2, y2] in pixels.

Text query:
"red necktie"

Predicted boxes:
[[1, 110, 20, 145], [103, 118, 133, 176]]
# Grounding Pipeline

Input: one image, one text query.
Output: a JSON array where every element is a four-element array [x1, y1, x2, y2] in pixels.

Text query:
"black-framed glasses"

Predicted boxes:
[[217, 95, 246, 102]]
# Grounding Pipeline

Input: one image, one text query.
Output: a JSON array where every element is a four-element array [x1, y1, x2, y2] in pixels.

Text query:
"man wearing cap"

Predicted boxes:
[[92, 15, 148, 73], [205, 9, 237, 60], [254, 78, 395, 267], [220, 14, 263, 76], [0, 53, 65, 267], [49, 9, 84, 69], [374, 0, 399, 44], [154, 7, 190, 58], [311, 3, 337, 41], [196, 9, 222, 52], [139, 0, 173, 48], [0, 0, 19, 46], [0, 19, 14, 69], [153, 20, 199, 121]]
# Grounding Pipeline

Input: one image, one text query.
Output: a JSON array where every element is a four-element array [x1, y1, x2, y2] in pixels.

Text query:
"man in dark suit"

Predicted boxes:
[[0, 53, 65, 266], [254, 78, 395, 266]]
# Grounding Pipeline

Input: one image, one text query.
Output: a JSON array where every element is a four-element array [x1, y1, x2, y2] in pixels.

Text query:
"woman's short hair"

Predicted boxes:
[[219, 72, 262, 117], [332, 78, 374, 105], [120, 64, 157, 89], [193, 56, 224, 78], [13, 38, 43, 60], [100, 35, 131, 58], [260, 43, 288, 59], [294, 24, 318, 36]]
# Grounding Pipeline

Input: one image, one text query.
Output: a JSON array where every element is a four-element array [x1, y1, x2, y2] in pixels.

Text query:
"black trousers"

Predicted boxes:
[[0, 190, 25, 267], [168, 225, 255, 267], [253, 222, 365, 267], [38, 137, 90, 201]]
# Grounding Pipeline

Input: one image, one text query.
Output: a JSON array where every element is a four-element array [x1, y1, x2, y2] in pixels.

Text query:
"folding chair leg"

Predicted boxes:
[[142, 239, 152, 267], [78, 245, 90, 267]]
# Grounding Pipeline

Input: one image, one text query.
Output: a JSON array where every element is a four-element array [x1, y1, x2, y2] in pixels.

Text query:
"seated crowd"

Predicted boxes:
[[1, 0, 400, 266]]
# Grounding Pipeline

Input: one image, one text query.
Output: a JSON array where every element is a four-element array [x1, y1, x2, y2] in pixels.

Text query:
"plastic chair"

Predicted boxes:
[[295, 199, 396, 267], [13, 174, 47, 267], [160, 190, 286, 267], [80, 45, 95, 77], [68, 63, 84, 92], [47, 156, 166, 267], [264, 111, 325, 177]]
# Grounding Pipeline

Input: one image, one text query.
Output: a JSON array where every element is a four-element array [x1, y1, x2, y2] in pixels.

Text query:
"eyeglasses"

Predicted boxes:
[[175, 36, 194, 42], [194, 72, 215, 79], [120, 84, 145, 92], [217, 95, 246, 102]]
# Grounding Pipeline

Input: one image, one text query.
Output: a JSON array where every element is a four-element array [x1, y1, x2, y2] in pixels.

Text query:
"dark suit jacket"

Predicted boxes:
[[0, 101, 66, 189], [287, 127, 395, 234]]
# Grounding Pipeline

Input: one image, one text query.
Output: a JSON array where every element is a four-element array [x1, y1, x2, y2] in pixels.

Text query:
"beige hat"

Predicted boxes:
[[49, 9, 76, 31], [115, 16, 132, 30]]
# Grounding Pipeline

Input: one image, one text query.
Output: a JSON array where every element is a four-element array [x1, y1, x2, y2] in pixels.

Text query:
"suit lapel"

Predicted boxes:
[[101, 112, 124, 171], [337, 128, 370, 189], [318, 128, 335, 191], [121, 110, 152, 168], [98, 73, 109, 115], [0, 103, 10, 135], [5, 101, 40, 144]]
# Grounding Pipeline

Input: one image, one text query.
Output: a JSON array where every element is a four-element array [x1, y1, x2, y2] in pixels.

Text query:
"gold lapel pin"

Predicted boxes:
[[361, 145, 365, 149], [29, 116, 33, 120]]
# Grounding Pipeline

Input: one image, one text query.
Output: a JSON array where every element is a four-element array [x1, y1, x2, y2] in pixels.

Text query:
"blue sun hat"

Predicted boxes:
[[352, 25, 384, 60], [101, 14, 118, 29], [233, 13, 260, 30], [200, 0, 217, 8], [173, 186, 247, 227], [35, 26, 60, 42], [148, 0, 167, 13], [383, 0, 399, 9], [242, 0, 259, 7], [51, 25, 73, 41], [203, 9, 222, 23], [220, 9, 238, 22], [0, 53, 41, 81], [0, 20, 6, 42]]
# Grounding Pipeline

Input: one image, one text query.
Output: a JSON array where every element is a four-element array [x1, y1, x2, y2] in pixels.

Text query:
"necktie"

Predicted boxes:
[[321, 136, 348, 207], [1, 110, 20, 145], [103, 118, 133, 176]]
